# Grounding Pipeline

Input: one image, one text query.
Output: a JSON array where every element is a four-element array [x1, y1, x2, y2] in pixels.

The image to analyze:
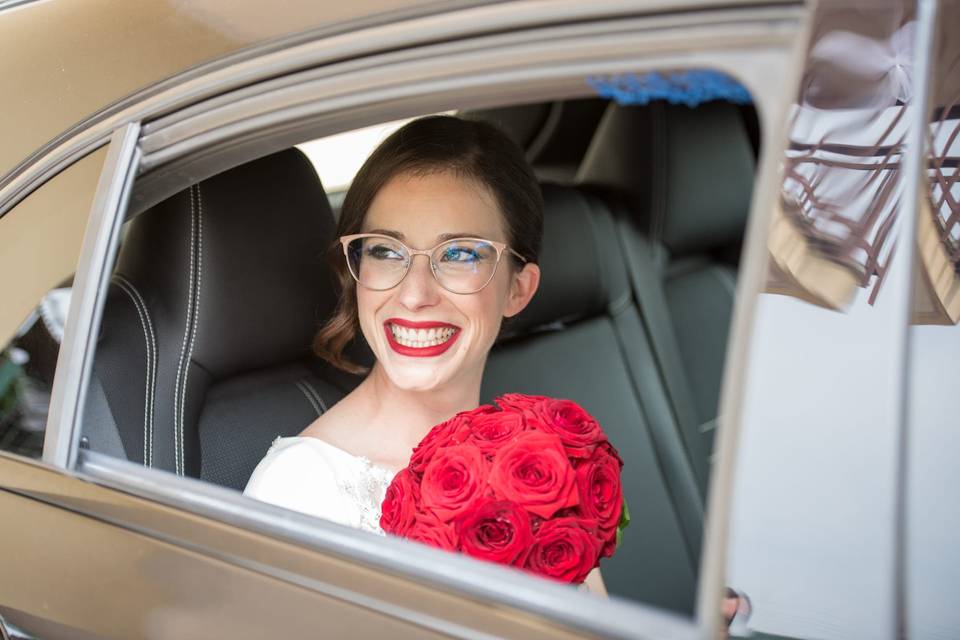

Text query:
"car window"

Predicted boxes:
[[0, 147, 108, 460], [725, 2, 924, 639], [79, 73, 762, 622], [905, 1, 960, 635]]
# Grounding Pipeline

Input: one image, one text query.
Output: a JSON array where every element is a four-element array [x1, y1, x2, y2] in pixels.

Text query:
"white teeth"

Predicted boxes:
[[389, 323, 456, 348]]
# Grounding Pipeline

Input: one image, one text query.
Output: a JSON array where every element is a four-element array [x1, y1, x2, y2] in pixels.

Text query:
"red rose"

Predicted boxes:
[[536, 399, 605, 458], [489, 431, 579, 519], [380, 468, 419, 535], [460, 404, 499, 420], [575, 442, 623, 557], [406, 513, 458, 551], [420, 444, 489, 522], [495, 393, 550, 414], [468, 411, 525, 456], [409, 414, 474, 476], [523, 517, 602, 584], [456, 499, 533, 565]]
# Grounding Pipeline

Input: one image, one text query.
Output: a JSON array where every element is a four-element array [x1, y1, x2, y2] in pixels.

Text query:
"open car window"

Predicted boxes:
[[78, 86, 761, 626]]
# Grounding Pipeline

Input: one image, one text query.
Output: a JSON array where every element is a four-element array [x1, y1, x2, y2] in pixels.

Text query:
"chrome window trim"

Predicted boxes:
[[74, 450, 696, 640], [138, 5, 802, 156], [130, 6, 802, 217], [0, 0, 803, 221], [693, 6, 815, 637], [895, 0, 939, 636], [42, 123, 141, 469]]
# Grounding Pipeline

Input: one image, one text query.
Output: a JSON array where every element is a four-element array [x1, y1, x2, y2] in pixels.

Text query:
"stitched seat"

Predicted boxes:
[[482, 184, 700, 613], [91, 149, 351, 489], [578, 100, 756, 499]]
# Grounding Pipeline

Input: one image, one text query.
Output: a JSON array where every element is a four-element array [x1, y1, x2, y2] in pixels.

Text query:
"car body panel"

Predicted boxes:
[[0, 0, 446, 180], [3, 451, 681, 639]]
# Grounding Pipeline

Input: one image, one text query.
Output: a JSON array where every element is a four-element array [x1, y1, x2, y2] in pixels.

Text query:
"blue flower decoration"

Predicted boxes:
[[587, 71, 752, 107]]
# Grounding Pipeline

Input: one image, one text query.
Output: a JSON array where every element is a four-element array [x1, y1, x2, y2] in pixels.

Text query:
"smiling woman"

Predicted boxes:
[[244, 113, 545, 537]]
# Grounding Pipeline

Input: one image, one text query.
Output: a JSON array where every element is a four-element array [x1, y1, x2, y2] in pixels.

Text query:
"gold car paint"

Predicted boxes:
[[0, 0, 441, 181]]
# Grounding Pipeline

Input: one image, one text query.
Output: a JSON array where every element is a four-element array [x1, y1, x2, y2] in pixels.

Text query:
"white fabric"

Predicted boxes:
[[243, 436, 398, 535]]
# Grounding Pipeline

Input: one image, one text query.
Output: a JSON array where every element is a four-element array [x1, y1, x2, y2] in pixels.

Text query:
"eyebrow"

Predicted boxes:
[[365, 229, 492, 242]]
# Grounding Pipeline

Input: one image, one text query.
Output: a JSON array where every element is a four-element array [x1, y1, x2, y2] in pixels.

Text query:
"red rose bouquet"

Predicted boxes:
[[380, 393, 630, 584]]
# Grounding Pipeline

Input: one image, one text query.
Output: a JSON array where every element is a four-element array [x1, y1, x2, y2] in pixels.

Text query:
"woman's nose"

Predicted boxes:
[[396, 254, 442, 310]]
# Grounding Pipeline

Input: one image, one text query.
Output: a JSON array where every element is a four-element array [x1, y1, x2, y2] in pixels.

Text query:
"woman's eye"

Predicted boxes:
[[441, 246, 481, 262], [366, 244, 404, 260]]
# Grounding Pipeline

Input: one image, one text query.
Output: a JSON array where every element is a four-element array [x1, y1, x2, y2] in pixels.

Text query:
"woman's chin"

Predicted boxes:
[[382, 364, 451, 392]]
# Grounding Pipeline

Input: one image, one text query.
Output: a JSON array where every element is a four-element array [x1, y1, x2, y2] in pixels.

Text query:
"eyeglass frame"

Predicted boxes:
[[338, 232, 527, 294]]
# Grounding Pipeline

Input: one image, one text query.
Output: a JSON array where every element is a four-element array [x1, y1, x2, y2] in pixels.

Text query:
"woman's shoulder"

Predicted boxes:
[[243, 436, 349, 513]]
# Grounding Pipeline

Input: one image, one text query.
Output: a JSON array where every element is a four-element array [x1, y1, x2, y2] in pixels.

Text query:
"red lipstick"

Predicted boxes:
[[383, 318, 461, 357]]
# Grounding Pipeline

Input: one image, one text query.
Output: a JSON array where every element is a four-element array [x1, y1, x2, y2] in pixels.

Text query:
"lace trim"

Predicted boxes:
[[336, 459, 396, 535]]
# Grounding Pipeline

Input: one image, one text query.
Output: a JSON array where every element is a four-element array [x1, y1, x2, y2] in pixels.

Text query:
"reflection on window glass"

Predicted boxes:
[[906, 1, 960, 636], [0, 288, 70, 458], [728, 2, 919, 639]]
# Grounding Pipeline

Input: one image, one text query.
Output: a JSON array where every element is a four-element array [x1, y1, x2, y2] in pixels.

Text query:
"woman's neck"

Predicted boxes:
[[352, 363, 481, 451]]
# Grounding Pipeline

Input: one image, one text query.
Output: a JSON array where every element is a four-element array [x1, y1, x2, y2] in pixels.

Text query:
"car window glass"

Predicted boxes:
[[0, 288, 69, 459], [0, 147, 108, 460], [905, 0, 960, 635], [726, 2, 919, 639]]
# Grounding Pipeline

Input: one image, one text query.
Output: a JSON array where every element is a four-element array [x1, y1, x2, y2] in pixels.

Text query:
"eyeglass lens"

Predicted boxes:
[[346, 236, 500, 293]]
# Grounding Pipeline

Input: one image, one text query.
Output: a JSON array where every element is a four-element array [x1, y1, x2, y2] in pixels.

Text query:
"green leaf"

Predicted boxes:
[[615, 497, 631, 548], [619, 497, 631, 530]]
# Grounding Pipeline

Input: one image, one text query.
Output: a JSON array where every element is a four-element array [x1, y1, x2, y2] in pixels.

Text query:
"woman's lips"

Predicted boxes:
[[383, 319, 461, 357]]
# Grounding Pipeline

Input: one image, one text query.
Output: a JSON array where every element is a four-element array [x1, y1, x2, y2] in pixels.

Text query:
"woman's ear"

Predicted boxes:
[[503, 262, 541, 318]]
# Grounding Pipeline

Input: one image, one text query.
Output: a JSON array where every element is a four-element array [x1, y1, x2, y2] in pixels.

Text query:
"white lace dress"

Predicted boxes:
[[243, 436, 399, 535]]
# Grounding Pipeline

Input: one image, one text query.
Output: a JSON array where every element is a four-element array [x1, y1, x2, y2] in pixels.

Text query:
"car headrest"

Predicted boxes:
[[576, 101, 755, 256], [507, 183, 629, 335], [115, 148, 337, 379]]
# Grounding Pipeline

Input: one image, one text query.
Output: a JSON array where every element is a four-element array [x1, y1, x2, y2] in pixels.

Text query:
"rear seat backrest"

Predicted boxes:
[[482, 184, 701, 614], [578, 101, 756, 498], [93, 149, 349, 489]]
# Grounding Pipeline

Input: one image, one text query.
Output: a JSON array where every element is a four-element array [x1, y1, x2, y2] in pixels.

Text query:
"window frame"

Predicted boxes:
[[42, 123, 141, 470], [7, 2, 809, 637]]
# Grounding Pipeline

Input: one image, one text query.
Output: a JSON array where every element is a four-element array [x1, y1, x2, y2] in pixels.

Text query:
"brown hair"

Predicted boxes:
[[313, 114, 543, 373]]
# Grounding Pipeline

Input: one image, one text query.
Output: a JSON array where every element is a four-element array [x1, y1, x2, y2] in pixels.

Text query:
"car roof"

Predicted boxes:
[[0, 0, 792, 185], [0, 0, 448, 180]]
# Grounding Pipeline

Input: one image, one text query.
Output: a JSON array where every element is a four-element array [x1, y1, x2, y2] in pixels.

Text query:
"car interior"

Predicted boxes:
[[82, 92, 759, 615]]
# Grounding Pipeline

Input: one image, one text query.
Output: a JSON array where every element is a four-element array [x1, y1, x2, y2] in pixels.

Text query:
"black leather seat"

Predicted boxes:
[[578, 100, 756, 499], [91, 149, 352, 489], [482, 184, 700, 614]]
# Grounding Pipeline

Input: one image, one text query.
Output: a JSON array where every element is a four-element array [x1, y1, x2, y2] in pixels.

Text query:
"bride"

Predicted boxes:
[[244, 114, 607, 594]]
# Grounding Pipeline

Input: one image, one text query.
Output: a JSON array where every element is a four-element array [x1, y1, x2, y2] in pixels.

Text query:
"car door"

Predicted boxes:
[[0, 2, 808, 638]]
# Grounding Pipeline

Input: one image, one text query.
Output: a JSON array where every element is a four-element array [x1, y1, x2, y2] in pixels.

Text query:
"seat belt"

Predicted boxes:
[[615, 214, 711, 495]]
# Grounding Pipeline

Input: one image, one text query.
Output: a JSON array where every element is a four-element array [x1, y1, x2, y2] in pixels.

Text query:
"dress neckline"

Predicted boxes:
[[274, 435, 402, 477]]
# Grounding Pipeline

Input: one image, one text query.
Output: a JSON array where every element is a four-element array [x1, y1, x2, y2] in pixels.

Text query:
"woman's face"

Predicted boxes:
[[356, 170, 540, 393]]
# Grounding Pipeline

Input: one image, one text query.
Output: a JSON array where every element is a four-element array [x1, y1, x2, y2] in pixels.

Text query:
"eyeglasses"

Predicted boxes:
[[339, 233, 527, 294]]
